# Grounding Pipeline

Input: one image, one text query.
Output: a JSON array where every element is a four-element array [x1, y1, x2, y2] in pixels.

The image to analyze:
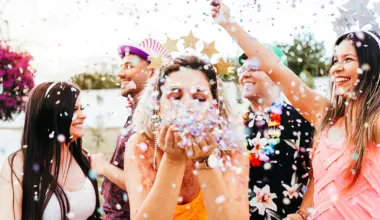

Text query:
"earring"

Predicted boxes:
[[152, 107, 161, 170]]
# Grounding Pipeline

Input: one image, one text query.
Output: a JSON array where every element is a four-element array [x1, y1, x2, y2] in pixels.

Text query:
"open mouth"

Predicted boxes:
[[335, 76, 351, 85], [72, 123, 83, 129], [121, 81, 137, 90], [243, 82, 255, 91]]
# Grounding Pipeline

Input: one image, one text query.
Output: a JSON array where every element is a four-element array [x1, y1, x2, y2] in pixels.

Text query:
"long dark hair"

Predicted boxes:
[[9, 82, 101, 219], [316, 31, 380, 189]]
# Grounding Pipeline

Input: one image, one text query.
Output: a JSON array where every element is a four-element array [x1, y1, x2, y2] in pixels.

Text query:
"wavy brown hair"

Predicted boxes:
[[315, 31, 380, 189], [131, 55, 242, 140]]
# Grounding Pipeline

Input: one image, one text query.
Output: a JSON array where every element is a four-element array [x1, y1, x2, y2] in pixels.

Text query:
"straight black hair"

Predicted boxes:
[[9, 82, 101, 219]]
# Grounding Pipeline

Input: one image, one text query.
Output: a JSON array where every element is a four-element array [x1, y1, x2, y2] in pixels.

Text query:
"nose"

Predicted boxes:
[[239, 70, 253, 84], [77, 110, 87, 120], [330, 62, 344, 76], [117, 69, 126, 79]]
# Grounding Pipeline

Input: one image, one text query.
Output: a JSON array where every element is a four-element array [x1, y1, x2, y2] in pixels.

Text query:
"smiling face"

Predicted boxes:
[[159, 68, 214, 122], [69, 96, 86, 140], [117, 54, 151, 97], [330, 39, 360, 97], [238, 68, 276, 101]]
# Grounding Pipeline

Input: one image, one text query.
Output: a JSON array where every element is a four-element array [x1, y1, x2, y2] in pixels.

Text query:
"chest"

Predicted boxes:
[[57, 159, 87, 192], [43, 179, 96, 220], [178, 162, 200, 205]]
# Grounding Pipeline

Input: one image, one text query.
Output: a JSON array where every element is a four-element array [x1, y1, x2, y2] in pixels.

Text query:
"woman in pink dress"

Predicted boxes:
[[211, 1, 380, 219]]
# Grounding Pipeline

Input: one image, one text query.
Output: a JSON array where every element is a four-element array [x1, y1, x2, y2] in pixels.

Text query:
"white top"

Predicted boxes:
[[42, 178, 96, 220]]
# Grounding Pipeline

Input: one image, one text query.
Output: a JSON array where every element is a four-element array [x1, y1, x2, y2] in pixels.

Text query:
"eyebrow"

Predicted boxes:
[[122, 61, 133, 66], [333, 53, 357, 58], [168, 86, 182, 91], [193, 87, 209, 93]]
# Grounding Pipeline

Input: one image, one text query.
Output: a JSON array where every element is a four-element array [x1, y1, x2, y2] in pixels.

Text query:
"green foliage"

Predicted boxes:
[[70, 72, 119, 90], [275, 32, 330, 88]]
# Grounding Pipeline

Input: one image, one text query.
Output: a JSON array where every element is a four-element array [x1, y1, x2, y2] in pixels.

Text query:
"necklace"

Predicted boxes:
[[243, 102, 283, 167]]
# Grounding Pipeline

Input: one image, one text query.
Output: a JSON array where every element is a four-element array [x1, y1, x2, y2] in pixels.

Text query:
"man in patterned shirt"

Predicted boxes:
[[238, 48, 314, 220], [94, 39, 169, 219]]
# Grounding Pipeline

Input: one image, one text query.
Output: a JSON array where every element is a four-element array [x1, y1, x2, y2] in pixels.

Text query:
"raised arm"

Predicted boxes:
[[211, 0, 327, 124], [0, 153, 24, 220], [124, 125, 187, 220]]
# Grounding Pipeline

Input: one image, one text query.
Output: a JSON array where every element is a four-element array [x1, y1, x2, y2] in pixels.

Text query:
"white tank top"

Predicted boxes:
[[42, 178, 96, 220]]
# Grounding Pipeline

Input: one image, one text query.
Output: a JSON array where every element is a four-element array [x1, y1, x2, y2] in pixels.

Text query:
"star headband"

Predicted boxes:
[[332, 0, 380, 47], [361, 30, 380, 49]]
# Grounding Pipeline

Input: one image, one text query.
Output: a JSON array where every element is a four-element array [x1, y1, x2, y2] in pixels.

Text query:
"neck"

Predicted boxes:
[[249, 94, 278, 113], [60, 143, 72, 163], [127, 91, 143, 108]]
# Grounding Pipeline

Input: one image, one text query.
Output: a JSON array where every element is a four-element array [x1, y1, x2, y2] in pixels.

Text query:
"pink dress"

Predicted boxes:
[[311, 129, 380, 220]]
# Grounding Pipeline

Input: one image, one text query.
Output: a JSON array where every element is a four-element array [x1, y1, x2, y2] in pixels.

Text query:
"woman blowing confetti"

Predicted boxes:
[[0, 82, 101, 220], [124, 56, 249, 220], [211, 1, 380, 219]]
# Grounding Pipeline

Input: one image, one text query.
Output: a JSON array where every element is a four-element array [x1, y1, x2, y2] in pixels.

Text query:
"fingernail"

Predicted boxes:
[[172, 125, 179, 131]]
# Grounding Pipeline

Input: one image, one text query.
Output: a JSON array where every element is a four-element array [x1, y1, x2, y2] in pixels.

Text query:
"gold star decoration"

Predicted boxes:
[[181, 31, 201, 49], [202, 41, 219, 58], [163, 37, 179, 53], [213, 57, 233, 75], [148, 55, 164, 69]]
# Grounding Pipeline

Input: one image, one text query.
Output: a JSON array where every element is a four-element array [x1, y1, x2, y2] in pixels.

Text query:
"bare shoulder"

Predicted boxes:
[[0, 150, 24, 184], [125, 132, 154, 159], [124, 132, 157, 189]]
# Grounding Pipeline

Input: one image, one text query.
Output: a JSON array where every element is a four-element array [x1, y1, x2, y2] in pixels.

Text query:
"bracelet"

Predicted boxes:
[[296, 210, 307, 220]]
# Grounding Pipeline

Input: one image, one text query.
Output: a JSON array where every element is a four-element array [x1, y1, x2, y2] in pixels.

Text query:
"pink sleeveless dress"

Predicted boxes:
[[311, 129, 380, 219]]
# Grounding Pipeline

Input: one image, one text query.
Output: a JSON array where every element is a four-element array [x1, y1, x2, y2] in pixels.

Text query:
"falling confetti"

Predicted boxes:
[[88, 169, 98, 180], [49, 131, 55, 139], [215, 195, 226, 204], [57, 134, 66, 143]]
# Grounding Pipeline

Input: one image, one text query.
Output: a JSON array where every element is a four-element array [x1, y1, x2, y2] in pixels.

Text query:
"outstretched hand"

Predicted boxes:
[[210, 0, 232, 26]]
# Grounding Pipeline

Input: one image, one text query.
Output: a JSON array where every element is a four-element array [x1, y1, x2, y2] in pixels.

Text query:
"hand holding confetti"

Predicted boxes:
[[182, 132, 217, 163], [157, 124, 187, 162]]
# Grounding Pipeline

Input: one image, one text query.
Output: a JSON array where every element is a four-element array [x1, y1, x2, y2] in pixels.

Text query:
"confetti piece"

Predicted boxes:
[[172, 183, 177, 188], [330, 194, 339, 202], [123, 193, 128, 201], [283, 198, 291, 205], [57, 134, 66, 143], [352, 153, 359, 160], [49, 131, 55, 139], [33, 164, 39, 172], [215, 195, 226, 204], [263, 162, 272, 170], [178, 196, 183, 203], [88, 169, 98, 180], [67, 212, 75, 218]]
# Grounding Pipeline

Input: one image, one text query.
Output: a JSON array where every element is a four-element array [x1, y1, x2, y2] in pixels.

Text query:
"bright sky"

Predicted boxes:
[[0, 0, 378, 83]]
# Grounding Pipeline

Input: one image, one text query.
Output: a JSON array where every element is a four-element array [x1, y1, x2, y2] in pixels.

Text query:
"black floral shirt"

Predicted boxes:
[[244, 101, 314, 220], [101, 116, 133, 220]]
